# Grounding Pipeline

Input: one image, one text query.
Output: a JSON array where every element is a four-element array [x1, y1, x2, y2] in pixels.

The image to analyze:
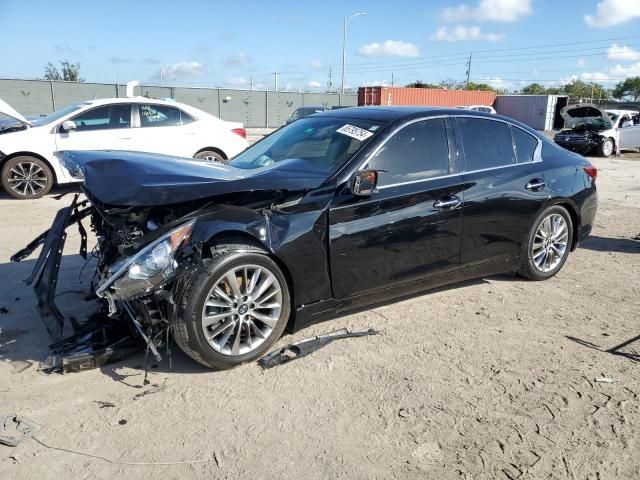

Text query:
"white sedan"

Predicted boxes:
[[0, 96, 248, 199]]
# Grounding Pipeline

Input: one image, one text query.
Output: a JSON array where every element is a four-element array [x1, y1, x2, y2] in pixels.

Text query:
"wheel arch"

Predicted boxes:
[[193, 147, 227, 160], [1, 151, 59, 183], [201, 229, 296, 316], [543, 198, 581, 251]]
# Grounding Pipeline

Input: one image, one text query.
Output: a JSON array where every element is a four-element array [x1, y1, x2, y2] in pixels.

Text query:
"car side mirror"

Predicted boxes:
[[61, 120, 77, 132], [349, 170, 378, 197]]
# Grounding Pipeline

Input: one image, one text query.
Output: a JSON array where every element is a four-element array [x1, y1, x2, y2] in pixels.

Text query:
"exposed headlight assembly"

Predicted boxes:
[[96, 220, 195, 301]]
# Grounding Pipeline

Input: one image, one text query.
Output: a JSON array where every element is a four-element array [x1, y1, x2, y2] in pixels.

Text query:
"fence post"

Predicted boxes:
[[217, 88, 222, 118], [49, 81, 56, 111], [265, 90, 269, 128]]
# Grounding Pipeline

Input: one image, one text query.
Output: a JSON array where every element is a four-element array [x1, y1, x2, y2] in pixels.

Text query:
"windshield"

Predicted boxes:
[[229, 116, 386, 174], [30, 103, 86, 126], [605, 111, 619, 123]]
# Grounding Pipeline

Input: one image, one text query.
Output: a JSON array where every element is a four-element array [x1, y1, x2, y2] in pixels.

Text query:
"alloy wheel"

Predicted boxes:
[[532, 213, 569, 273], [7, 161, 48, 197], [603, 139, 613, 156], [201, 264, 283, 356]]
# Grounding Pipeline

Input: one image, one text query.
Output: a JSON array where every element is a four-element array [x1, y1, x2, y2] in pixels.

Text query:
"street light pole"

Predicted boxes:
[[341, 12, 366, 94]]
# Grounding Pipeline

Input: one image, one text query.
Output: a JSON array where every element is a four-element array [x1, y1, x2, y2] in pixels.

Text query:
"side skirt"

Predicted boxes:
[[290, 257, 519, 333]]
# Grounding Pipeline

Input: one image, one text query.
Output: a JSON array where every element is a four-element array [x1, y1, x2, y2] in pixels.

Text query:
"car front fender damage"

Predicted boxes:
[[10, 194, 287, 372]]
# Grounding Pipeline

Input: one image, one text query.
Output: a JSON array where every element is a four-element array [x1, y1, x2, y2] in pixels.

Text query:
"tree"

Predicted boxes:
[[612, 76, 640, 101], [406, 80, 442, 89], [562, 79, 607, 102], [465, 82, 496, 92], [44, 60, 84, 82], [521, 83, 547, 94]]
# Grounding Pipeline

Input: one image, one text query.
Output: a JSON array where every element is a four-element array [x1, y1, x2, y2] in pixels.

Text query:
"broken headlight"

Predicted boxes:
[[96, 220, 194, 300]]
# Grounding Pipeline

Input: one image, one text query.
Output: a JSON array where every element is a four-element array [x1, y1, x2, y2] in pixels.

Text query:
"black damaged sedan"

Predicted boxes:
[[13, 107, 598, 370]]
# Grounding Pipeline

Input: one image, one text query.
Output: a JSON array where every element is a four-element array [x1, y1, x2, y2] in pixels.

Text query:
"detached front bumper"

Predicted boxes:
[[10, 195, 144, 372], [11, 194, 91, 339]]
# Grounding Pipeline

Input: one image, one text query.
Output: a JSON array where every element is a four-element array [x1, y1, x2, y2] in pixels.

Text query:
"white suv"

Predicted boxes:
[[0, 96, 248, 199]]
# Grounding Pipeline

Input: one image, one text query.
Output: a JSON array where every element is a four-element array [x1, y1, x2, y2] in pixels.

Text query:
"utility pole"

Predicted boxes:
[[328, 67, 333, 93], [465, 53, 472, 88], [391, 73, 395, 87], [250, 76, 254, 91], [341, 12, 366, 94], [273, 72, 278, 91]]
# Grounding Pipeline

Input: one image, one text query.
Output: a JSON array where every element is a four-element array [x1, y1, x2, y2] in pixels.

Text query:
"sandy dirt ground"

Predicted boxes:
[[0, 151, 639, 480]]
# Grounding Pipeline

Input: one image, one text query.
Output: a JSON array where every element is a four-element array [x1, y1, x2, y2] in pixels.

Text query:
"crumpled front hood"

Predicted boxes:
[[61, 150, 330, 206], [560, 103, 613, 130]]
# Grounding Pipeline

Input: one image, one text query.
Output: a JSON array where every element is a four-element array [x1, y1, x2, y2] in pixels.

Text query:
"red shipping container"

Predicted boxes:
[[358, 86, 496, 108]]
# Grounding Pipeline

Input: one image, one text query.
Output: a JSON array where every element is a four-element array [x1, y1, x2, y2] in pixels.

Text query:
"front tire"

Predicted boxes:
[[598, 137, 614, 157], [518, 205, 573, 281], [1, 156, 53, 199], [172, 243, 291, 369]]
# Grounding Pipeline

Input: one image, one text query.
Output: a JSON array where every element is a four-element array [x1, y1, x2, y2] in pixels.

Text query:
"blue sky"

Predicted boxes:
[[2, 0, 640, 91]]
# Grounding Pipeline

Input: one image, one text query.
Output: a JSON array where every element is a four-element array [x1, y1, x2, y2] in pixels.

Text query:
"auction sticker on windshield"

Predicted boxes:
[[336, 124, 374, 141]]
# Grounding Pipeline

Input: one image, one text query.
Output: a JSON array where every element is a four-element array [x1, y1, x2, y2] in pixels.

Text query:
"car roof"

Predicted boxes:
[[313, 105, 499, 122], [84, 96, 183, 106]]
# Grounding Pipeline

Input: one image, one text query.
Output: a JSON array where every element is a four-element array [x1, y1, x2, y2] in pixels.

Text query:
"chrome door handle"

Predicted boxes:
[[525, 179, 546, 191], [433, 197, 461, 209]]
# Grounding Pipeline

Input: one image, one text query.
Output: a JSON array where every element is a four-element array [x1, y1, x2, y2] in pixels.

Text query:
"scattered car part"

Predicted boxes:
[[0, 414, 41, 447], [258, 328, 380, 369]]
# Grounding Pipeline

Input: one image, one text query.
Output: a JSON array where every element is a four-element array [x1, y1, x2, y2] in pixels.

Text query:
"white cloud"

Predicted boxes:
[[442, 0, 532, 22], [307, 80, 321, 88], [585, 0, 640, 28], [430, 25, 504, 42], [363, 79, 390, 86], [309, 59, 323, 69], [359, 40, 420, 57], [223, 52, 252, 68], [224, 76, 248, 86], [160, 61, 207, 80], [607, 43, 640, 61], [562, 62, 640, 84], [577, 58, 587, 67]]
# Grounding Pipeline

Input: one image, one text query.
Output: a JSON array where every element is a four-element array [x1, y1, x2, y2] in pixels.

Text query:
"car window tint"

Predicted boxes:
[[71, 104, 130, 131], [368, 118, 450, 186], [180, 110, 195, 125], [139, 105, 182, 127], [512, 127, 538, 163], [457, 117, 515, 171]]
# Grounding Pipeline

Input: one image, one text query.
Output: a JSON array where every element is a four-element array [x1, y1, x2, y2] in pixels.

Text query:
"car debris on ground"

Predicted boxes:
[[258, 328, 380, 369], [0, 414, 41, 447]]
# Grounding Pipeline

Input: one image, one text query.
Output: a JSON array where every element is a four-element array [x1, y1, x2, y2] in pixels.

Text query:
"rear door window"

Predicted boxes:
[[368, 118, 450, 186], [457, 117, 515, 171], [70, 104, 131, 131], [139, 104, 184, 127], [512, 127, 538, 163]]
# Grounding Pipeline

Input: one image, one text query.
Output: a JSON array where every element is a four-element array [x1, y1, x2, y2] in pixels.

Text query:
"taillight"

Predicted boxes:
[[231, 127, 246, 139], [584, 166, 598, 181]]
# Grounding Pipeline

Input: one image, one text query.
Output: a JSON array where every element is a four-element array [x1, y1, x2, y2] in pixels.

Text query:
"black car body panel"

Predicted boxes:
[[13, 107, 598, 368]]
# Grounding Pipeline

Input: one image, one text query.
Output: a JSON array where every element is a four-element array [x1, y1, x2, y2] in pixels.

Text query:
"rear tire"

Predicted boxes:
[[518, 205, 573, 281], [598, 137, 614, 157], [1, 156, 53, 199], [194, 150, 226, 163], [172, 243, 291, 369]]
